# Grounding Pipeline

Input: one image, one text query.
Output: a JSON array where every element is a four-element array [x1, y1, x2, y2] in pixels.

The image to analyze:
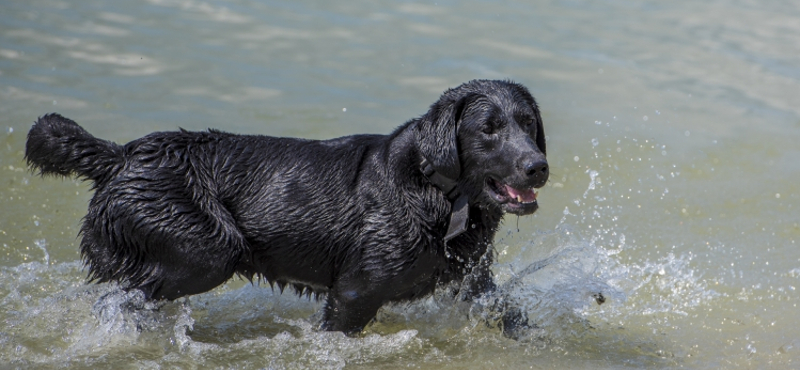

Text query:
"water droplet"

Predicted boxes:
[[574, 156, 580, 162], [776, 193, 781, 199], [591, 138, 599, 147], [52, 100, 57, 105], [662, 150, 667, 156], [643, 115, 649, 121], [685, 131, 690, 137], [342, 108, 347, 112]]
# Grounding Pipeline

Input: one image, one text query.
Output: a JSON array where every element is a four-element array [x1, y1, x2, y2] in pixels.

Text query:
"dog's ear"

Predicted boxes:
[[416, 93, 474, 180], [533, 106, 546, 155]]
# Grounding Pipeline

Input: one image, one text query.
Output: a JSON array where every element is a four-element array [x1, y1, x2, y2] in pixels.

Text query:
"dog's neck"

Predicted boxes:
[[388, 122, 471, 242], [419, 157, 469, 242]]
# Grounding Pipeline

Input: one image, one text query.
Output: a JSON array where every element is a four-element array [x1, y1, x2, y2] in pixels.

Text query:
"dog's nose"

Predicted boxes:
[[523, 159, 549, 185], [524, 160, 548, 177]]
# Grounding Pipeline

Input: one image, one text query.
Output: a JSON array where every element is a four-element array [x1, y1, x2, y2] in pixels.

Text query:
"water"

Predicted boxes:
[[1, 0, 799, 368]]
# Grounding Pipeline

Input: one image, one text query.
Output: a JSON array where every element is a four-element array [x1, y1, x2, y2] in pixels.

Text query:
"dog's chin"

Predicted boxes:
[[485, 177, 540, 215]]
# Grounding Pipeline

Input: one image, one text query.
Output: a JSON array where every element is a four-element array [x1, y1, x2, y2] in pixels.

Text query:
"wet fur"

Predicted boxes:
[[25, 80, 548, 335]]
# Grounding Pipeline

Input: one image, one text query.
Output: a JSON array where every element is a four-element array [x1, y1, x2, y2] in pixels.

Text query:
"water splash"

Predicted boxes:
[[33, 239, 49, 265]]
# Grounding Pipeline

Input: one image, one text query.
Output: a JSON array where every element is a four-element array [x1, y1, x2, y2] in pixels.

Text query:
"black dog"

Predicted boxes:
[[25, 79, 548, 336]]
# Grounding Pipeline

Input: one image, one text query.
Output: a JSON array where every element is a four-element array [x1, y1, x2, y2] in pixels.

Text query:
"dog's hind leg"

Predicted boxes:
[[82, 175, 249, 301], [142, 199, 250, 300]]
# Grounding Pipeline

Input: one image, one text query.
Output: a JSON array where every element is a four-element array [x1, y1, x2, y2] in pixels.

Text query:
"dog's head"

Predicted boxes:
[[417, 79, 548, 215]]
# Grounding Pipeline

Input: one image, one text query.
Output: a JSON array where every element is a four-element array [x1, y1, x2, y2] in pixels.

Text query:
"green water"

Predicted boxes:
[[1, 0, 799, 368]]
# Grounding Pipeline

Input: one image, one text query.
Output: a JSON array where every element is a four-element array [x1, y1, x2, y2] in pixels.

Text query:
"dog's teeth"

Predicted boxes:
[[516, 195, 522, 203]]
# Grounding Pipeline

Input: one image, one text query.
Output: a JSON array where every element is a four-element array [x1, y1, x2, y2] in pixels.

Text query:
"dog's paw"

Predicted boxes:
[[500, 306, 533, 340]]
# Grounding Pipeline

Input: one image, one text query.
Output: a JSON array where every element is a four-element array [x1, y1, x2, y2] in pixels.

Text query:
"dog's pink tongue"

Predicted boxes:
[[505, 184, 537, 202]]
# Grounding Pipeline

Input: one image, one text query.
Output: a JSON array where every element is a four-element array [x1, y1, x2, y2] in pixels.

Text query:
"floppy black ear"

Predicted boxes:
[[416, 94, 474, 180], [534, 107, 546, 155]]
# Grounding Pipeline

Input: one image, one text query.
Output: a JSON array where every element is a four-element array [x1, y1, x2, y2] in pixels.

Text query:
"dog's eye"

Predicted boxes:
[[523, 117, 535, 127], [482, 123, 496, 135]]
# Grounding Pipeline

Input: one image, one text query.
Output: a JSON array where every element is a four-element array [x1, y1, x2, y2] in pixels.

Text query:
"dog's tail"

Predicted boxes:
[[25, 113, 124, 184]]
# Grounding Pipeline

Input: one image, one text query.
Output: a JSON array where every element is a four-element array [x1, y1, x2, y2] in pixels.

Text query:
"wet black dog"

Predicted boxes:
[[25, 79, 548, 336]]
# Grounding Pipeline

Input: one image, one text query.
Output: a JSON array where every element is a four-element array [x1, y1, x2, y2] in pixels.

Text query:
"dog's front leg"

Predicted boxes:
[[461, 264, 531, 339], [320, 284, 384, 336]]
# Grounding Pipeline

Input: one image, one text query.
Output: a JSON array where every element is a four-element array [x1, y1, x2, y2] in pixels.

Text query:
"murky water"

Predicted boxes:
[[2, 0, 799, 368]]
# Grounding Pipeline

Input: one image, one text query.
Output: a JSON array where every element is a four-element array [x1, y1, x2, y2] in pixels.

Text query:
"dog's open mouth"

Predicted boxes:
[[486, 177, 538, 212]]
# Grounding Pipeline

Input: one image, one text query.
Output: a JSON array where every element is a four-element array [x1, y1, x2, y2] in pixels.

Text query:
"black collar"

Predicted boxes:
[[420, 157, 469, 242]]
